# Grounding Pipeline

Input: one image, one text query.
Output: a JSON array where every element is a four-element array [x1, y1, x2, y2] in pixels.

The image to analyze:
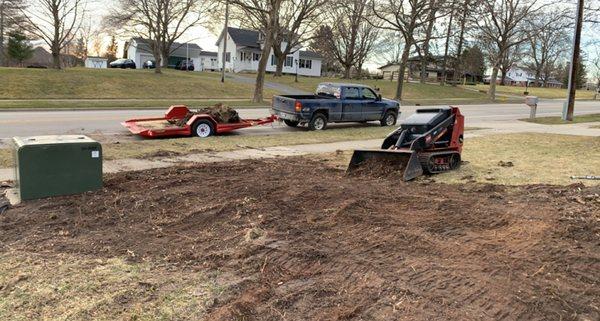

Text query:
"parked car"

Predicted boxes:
[[271, 83, 400, 130], [109, 59, 136, 69], [142, 60, 156, 69], [174, 60, 194, 71]]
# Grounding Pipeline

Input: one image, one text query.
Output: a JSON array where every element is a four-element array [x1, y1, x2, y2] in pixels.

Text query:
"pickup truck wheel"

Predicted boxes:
[[381, 111, 397, 126], [308, 113, 327, 131], [192, 120, 214, 138], [283, 119, 299, 127]]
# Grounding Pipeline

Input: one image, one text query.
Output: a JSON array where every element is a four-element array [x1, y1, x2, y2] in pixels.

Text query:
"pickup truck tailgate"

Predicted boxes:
[[272, 96, 299, 113]]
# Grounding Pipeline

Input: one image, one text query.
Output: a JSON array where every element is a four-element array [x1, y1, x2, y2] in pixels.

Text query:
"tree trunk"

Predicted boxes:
[[395, 42, 411, 100], [488, 66, 498, 100], [499, 69, 507, 86], [420, 1, 437, 84], [253, 33, 274, 103], [343, 65, 352, 79], [274, 53, 284, 77], [0, 6, 5, 67], [452, 0, 469, 86], [51, 44, 61, 69], [153, 48, 163, 74], [441, 1, 455, 85]]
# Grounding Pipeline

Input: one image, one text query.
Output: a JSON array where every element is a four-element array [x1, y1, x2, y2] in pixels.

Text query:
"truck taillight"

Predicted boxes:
[[295, 101, 302, 112]]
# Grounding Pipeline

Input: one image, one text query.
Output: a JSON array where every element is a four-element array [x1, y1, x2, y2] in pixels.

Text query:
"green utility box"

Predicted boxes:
[[13, 135, 102, 200]]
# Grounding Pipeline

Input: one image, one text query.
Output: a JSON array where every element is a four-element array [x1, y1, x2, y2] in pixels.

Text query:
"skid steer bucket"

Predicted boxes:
[[346, 149, 424, 181]]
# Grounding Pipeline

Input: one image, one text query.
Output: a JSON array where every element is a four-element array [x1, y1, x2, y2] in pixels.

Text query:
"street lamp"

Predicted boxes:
[[295, 59, 298, 83]]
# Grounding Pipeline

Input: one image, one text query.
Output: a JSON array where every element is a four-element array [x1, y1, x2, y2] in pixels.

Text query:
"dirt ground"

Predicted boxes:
[[1, 157, 599, 320]]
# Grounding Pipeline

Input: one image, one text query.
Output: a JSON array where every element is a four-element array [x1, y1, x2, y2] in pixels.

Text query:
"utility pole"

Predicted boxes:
[[186, 43, 189, 72], [221, 0, 229, 83], [563, 0, 584, 121]]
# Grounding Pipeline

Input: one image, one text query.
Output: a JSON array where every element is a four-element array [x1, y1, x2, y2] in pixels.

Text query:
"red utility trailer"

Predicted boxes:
[[122, 105, 277, 138]]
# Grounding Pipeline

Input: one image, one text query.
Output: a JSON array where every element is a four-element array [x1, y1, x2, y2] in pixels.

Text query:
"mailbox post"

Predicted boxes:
[[525, 96, 538, 119]]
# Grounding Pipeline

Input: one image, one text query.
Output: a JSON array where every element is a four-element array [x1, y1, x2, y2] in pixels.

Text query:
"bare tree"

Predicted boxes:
[[230, 0, 282, 102], [371, 0, 433, 99], [0, 0, 27, 66], [106, 0, 210, 74], [20, 0, 84, 69], [326, 0, 377, 78], [525, 10, 570, 86], [308, 25, 340, 74], [498, 44, 523, 85], [472, 0, 539, 100], [269, 0, 325, 76], [451, 0, 470, 85]]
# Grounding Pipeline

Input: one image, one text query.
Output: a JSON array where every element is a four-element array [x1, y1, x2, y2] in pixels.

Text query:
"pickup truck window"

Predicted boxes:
[[344, 87, 361, 100], [316, 84, 341, 98], [362, 88, 377, 100]]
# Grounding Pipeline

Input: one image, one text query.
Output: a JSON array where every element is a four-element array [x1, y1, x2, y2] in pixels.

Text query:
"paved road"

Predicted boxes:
[[0, 101, 598, 142]]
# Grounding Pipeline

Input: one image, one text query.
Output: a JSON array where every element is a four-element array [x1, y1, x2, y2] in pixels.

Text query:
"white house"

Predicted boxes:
[[215, 27, 322, 77], [484, 64, 562, 88], [124, 38, 210, 71], [199, 51, 219, 71], [84, 57, 107, 69]]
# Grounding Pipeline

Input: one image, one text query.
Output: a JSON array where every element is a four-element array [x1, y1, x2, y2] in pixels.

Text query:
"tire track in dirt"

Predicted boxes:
[[1, 158, 599, 320]]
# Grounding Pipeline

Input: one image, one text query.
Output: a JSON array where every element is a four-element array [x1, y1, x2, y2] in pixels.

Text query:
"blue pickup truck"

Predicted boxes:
[[270, 83, 400, 130]]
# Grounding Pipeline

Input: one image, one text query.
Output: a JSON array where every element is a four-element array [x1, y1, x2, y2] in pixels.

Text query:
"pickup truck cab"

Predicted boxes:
[[270, 83, 400, 130]]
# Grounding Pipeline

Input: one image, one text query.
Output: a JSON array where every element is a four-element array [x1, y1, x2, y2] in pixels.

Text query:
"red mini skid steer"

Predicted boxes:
[[347, 106, 464, 181]]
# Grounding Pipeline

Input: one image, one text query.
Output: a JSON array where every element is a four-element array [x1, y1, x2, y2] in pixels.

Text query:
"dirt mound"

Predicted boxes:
[[1, 157, 599, 320], [347, 157, 407, 178], [175, 103, 241, 126]]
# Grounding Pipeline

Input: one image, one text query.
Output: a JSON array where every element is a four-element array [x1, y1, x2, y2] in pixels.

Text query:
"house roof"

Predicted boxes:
[[200, 51, 218, 57], [216, 27, 262, 48], [378, 62, 399, 69], [299, 50, 322, 59], [130, 38, 202, 57]]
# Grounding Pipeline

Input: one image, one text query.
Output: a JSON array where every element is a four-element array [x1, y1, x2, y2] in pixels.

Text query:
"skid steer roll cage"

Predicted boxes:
[[390, 114, 456, 151]]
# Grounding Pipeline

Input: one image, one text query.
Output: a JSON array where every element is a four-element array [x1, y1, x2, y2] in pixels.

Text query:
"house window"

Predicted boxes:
[[253, 53, 261, 61], [240, 52, 251, 61], [299, 59, 312, 69], [225, 52, 231, 62], [270, 55, 277, 66], [284, 56, 293, 67]]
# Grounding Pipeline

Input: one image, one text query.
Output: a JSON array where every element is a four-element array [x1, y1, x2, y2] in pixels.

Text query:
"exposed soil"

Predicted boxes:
[[1, 157, 599, 321]]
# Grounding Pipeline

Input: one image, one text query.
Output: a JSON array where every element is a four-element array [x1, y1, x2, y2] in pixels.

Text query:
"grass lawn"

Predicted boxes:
[[270, 74, 498, 104], [472, 84, 597, 100], [521, 113, 600, 125], [0, 251, 222, 321], [320, 133, 600, 186], [0, 99, 269, 109], [0, 67, 276, 99]]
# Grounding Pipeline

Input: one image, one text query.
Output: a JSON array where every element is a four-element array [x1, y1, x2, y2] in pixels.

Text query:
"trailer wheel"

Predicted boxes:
[[380, 111, 397, 126], [284, 119, 299, 127], [192, 120, 214, 138], [308, 113, 327, 131]]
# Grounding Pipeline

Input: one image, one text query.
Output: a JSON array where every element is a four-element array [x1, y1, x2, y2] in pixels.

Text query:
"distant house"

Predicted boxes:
[[85, 57, 108, 68], [484, 64, 562, 88], [215, 27, 323, 77], [124, 38, 213, 71], [199, 51, 219, 71], [378, 56, 482, 83]]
